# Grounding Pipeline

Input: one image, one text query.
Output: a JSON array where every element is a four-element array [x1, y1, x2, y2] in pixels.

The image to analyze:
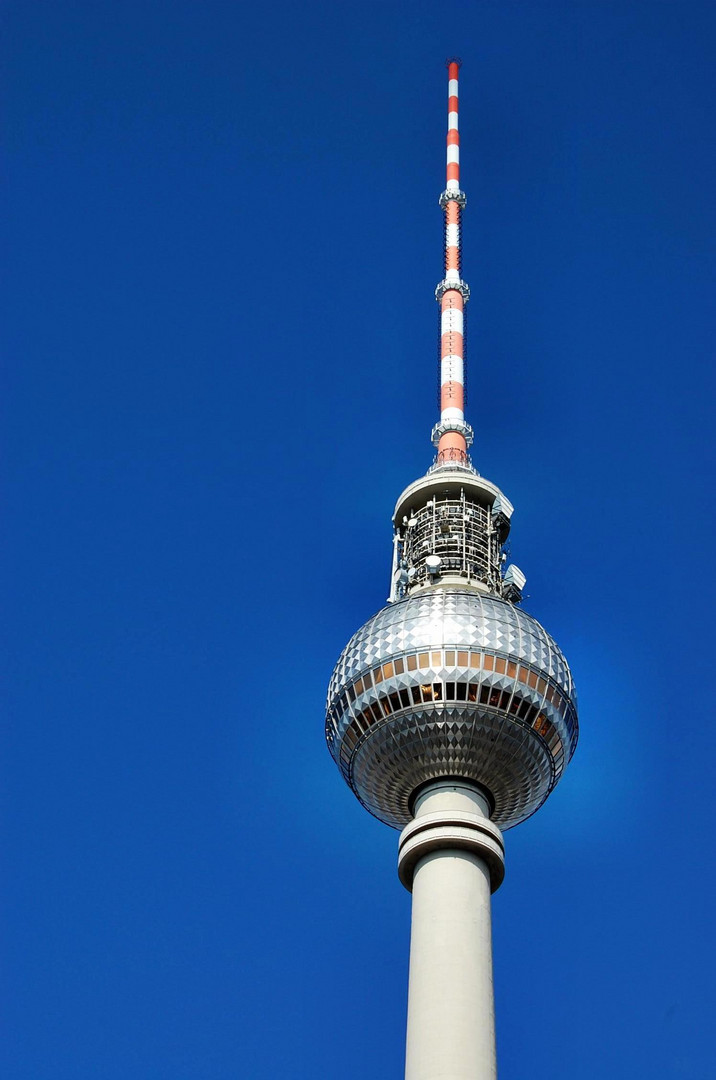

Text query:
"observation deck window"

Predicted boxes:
[[332, 676, 572, 785], [330, 651, 576, 772]]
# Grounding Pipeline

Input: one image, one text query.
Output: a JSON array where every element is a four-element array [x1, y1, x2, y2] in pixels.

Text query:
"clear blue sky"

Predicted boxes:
[[4, 2, 715, 1077]]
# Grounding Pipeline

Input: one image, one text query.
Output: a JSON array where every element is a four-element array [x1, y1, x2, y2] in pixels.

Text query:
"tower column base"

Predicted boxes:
[[398, 781, 505, 1080]]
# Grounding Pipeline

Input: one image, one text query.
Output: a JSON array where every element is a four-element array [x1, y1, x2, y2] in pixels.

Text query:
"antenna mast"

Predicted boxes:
[[433, 59, 473, 468]]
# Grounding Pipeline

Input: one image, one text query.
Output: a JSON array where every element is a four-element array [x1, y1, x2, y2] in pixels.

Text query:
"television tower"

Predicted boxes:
[[325, 61, 578, 1080]]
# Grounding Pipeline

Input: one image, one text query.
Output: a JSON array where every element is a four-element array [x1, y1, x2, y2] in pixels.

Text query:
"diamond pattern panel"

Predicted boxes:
[[329, 589, 576, 702], [350, 707, 554, 830]]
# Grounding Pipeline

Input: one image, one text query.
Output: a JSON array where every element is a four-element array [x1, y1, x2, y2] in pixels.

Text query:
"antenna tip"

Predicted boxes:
[[445, 56, 462, 69]]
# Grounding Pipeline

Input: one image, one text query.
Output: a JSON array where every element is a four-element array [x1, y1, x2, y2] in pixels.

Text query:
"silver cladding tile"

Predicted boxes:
[[329, 589, 575, 701]]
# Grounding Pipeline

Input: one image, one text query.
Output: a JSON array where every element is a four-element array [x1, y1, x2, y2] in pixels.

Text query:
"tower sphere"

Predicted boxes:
[[326, 585, 577, 831]]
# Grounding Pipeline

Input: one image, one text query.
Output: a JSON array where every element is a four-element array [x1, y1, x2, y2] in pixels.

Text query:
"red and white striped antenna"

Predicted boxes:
[[433, 59, 473, 468]]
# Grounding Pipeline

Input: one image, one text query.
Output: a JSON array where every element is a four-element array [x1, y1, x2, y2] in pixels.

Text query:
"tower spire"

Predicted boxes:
[[433, 59, 473, 469]]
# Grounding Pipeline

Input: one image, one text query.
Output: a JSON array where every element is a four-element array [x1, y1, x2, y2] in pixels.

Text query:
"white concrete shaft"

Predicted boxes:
[[404, 783, 498, 1080]]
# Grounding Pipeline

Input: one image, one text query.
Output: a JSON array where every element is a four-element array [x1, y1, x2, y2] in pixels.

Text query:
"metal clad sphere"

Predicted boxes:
[[326, 588, 578, 830]]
